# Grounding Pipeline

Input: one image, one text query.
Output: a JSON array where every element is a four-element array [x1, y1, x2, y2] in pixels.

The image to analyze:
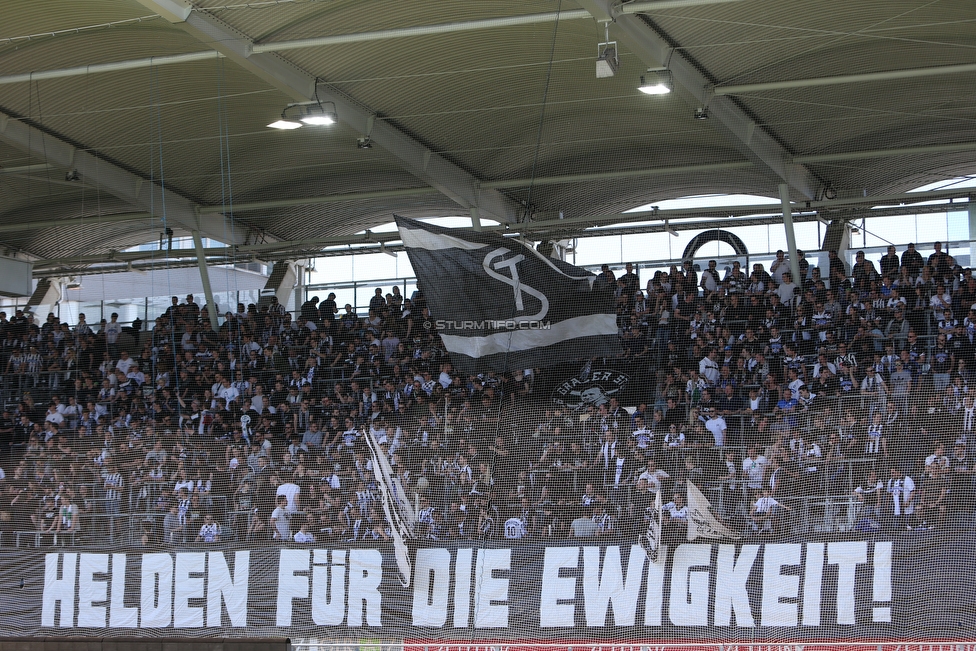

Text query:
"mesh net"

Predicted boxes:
[[0, 238, 974, 648], [1, 0, 976, 648]]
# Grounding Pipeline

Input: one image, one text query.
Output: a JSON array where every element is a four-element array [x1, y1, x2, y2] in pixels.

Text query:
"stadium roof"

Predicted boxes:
[[1, 0, 975, 273]]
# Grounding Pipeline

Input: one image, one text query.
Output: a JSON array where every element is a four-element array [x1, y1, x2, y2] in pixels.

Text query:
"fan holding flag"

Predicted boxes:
[[363, 423, 417, 587], [640, 488, 664, 562]]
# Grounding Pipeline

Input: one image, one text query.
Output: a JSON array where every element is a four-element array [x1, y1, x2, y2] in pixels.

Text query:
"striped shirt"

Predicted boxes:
[[103, 472, 123, 501]]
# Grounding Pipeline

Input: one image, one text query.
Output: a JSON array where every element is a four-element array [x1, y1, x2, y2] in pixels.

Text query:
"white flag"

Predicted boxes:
[[641, 489, 664, 562], [364, 426, 417, 586], [686, 481, 741, 541]]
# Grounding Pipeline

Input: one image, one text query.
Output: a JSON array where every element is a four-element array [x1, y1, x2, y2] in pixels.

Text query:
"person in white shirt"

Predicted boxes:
[[127, 364, 146, 386], [293, 522, 316, 543], [503, 514, 527, 539], [664, 425, 686, 448], [855, 469, 883, 519], [699, 349, 720, 386], [776, 272, 797, 304], [115, 351, 135, 375], [631, 415, 654, 450], [929, 285, 951, 321], [44, 404, 65, 427], [251, 385, 266, 414], [750, 488, 790, 533], [700, 260, 720, 295], [812, 354, 837, 379], [104, 313, 123, 349], [704, 409, 727, 447], [276, 481, 301, 512], [770, 249, 789, 285], [637, 459, 669, 493], [662, 492, 689, 540], [270, 496, 292, 541], [438, 362, 453, 389], [217, 378, 240, 405], [742, 447, 769, 490]]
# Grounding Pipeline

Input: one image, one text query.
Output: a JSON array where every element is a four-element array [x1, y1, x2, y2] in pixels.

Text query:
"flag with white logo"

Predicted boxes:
[[363, 425, 417, 586], [641, 488, 663, 562], [395, 216, 620, 374], [686, 480, 741, 541]]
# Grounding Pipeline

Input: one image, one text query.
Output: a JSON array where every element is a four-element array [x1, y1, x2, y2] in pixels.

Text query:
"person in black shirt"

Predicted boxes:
[[948, 443, 974, 511], [880, 245, 900, 278], [619, 263, 640, 307], [316, 292, 337, 335], [0, 410, 14, 455], [662, 398, 685, 429], [901, 243, 924, 278], [928, 241, 952, 278]]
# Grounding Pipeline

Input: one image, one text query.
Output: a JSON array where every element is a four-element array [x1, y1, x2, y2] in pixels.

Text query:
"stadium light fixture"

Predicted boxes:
[[267, 118, 302, 129], [595, 23, 618, 78], [300, 101, 338, 126], [268, 101, 339, 129], [639, 69, 672, 95], [596, 43, 619, 78], [267, 105, 304, 130]]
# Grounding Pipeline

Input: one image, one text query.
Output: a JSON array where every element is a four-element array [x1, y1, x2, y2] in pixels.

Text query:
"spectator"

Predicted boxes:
[[163, 503, 184, 544], [569, 507, 599, 538], [750, 488, 790, 534], [886, 467, 916, 530], [271, 495, 292, 541]]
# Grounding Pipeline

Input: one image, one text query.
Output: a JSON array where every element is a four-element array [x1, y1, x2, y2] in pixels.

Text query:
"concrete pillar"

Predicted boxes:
[[780, 184, 803, 289], [192, 230, 220, 331], [968, 202, 976, 268]]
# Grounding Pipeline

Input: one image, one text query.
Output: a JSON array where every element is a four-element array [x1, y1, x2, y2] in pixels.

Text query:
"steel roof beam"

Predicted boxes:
[[479, 161, 754, 189], [576, 0, 821, 200], [32, 189, 971, 269], [619, 0, 750, 12], [136, 0, 521, 224], [198, 187, 440, 213], [715, 62, 976, 96], [251, 11, 592, 53], [0, 113, 244, 244]]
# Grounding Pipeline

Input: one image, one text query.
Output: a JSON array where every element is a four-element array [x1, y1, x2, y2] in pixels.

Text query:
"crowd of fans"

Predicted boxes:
[[0, 240, 974, 549]]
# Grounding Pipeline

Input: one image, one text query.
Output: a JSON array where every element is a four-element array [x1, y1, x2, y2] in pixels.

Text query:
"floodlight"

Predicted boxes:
[[300, 102, 338, 126], [596, 42, 618, 78], [267, 119, 302, 130], [638, 69, 672, 95]]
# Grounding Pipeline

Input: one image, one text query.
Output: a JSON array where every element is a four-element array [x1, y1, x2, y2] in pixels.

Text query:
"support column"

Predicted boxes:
[[293, 263, 306, 315], [780, 183, 803, 289], [470, 207, 482, 232], [969, 203, 976, 268], [26, 277, 63, 323], [192, 230, 220, 331]]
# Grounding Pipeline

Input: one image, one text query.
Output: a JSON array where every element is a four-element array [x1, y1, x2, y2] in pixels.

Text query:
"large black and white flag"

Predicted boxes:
[[363, 425, 417, 587], [395, 216, 620, 374]]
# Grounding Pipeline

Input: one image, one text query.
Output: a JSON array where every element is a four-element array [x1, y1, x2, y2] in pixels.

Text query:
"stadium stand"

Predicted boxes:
[[1, 243, 973, 549]]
